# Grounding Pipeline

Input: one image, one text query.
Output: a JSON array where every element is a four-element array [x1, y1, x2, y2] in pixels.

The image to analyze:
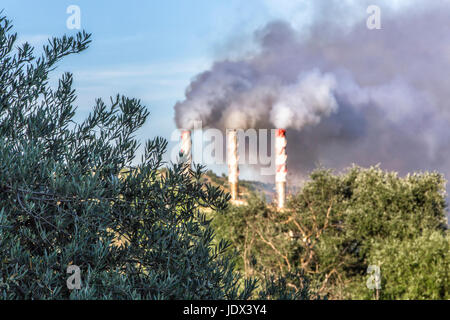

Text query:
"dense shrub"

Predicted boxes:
[[362, 230, 449, 299], [214, 166, 449, 299]]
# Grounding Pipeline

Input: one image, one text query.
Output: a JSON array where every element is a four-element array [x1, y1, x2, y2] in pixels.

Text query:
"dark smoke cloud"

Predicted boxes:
[[174, 1, 450, 185]]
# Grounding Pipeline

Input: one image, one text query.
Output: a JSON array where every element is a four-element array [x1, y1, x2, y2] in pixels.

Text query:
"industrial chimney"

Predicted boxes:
[[227, 129, 239, 201], [275, 129, 287, 209], [180, 130, 192, 166]]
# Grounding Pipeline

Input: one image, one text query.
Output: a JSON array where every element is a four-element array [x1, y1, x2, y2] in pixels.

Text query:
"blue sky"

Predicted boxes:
[[1, 1, 289, 174], [1, 0, 412, 176], [1, 1, 276, 148]]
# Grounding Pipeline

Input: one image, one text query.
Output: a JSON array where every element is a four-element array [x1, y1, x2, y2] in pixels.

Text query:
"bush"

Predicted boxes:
[[214, 166, 449, 299], [360, 231, 449, 300]]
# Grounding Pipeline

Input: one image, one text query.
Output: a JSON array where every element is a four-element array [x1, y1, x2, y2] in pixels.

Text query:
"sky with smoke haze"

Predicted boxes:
[[174, 0, 450, 185], [2, 0, 449, 188]]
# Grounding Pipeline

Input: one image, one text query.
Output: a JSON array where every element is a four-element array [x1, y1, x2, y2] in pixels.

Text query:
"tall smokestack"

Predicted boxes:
[[275, 129, 287, 209], [227, 129, 239, 201], [180, 130, 192, 166]]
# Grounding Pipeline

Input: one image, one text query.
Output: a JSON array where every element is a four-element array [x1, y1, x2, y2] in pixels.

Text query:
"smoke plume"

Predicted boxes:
[[174, 1, 450, 183]]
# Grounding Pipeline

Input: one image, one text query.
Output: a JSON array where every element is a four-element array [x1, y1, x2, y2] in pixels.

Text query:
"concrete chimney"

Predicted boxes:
[[180, 130, 192, 165], [275, 129, 287, 209], [227, 129, 239, 201]]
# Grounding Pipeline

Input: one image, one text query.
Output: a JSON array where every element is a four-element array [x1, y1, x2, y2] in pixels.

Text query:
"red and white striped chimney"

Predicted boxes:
[[275, 129, 287, 209], [227, 129, 239, 201], [180, 130, 192, 165]]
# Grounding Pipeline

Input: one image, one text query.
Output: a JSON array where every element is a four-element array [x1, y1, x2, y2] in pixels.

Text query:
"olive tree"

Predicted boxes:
[[0, 15, 260, 300]]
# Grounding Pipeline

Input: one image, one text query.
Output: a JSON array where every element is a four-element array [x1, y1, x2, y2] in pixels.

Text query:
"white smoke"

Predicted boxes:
[[271, 70, 338, 129]]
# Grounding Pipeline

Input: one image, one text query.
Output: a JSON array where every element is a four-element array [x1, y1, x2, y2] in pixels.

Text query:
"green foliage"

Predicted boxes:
[[0, 15, 265, 300], [257, 271, 313, 300], [212, 195, 314, 299], [213, 195, 318, 298], [215, 166, 449, 299], [361, 231, 449, 299]]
